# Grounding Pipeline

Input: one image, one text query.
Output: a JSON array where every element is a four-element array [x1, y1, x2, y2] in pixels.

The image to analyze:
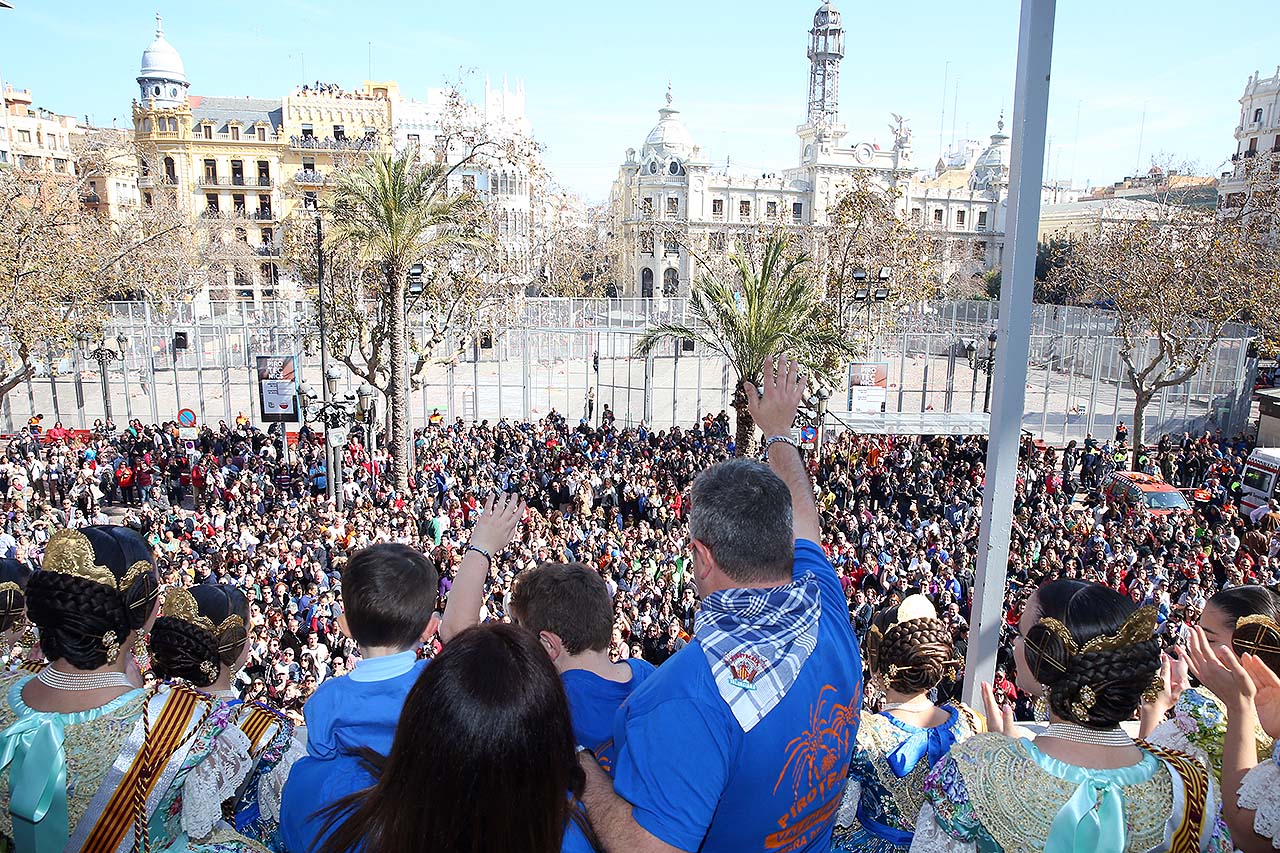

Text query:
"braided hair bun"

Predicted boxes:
[[1022, 579, 1160, 728], [150, 585, 249, 687], [0, 558, 32, 633], [26, 526, 158, 670], [868, 594, 958, 694]]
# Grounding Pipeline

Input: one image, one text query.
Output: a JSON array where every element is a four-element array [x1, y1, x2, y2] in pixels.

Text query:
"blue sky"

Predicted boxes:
[[2, 1, 1276, 202]]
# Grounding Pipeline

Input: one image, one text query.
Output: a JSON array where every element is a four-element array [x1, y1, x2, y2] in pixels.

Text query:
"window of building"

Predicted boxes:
[[261, 263, 279, 285], [333, 125, 346, 140], [17, 130, 30, 143], [766, 201, 778, 219], [230, 126, 240, 141], [792, 202, 803, 223], [739, 200, 751, 219], [1254, 108, 1264, 123], [956, 210, 966, 226], [932, 208, 943, 224], [261, 228, 274, 246], [301, 123, 314, 139], [257, 161, 270, 184], [203, 159, 217, 182], [364, 127, 377, 140], [231, 160, 245, 185], [141, 119, 151, 133], [641, 267, 654, 297], [304, 191, 317, 210], [232, 194, 246, 215], [205, 194, 219, 213], [143, 191, 153, 207], [710, 232, 726, 252], [235, 227, 248, 243], [663, 268, 679, 295], [977, 210, 988, 229], [407, 133, 420, 145], [666, 197, 679, 215], [257, 127, 266, 141], [164, 157, 176, 182], [462, 174, 476, 191], [712, 199, 724, 218], [258, 194, 271, 217], [664, 237, 679, 256], [641, 197, 653, 216], [203, 125, 212, 139], [975, 241, 988, 259], [641, 230, 654, 254]]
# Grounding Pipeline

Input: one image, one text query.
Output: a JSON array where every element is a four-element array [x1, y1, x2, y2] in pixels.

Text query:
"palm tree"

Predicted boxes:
[[636, 235, 857, 454], [326, 148, 481, 492]]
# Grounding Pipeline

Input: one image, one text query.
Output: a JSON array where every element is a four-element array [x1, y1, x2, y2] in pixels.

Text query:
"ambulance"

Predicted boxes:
[[1241, 448, 1280, 514]]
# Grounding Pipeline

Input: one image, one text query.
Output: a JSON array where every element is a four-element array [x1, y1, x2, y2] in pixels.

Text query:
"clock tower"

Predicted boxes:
[[797, 1, 847, 160]]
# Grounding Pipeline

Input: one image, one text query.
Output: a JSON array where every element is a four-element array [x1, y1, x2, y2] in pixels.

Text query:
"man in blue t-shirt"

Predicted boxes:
[[578, 354, 863, 852], [510, 560, 655, 772]]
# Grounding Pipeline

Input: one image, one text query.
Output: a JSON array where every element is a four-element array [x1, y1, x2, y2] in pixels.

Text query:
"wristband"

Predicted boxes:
[[464, 545, 492, 565], [761, 434, 800, 460]]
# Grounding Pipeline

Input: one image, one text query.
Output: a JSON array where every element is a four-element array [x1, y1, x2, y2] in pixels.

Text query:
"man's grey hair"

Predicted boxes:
[[689, 459, 794, 585]]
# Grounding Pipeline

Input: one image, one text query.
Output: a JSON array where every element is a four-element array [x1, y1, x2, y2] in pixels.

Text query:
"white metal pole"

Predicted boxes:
[[962, 0, 1057, 709]]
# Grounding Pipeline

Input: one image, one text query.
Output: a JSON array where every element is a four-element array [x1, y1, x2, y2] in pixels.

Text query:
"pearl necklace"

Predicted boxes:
[[881, 699, 936, 713], [1043, 722, 1133, 747], [37, 666, 135, 692]]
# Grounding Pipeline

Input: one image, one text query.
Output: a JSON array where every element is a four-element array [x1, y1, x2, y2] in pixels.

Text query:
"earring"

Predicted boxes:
[[1071, 684, 1097, 720], [102, 631, 121, 665], [1034, 693, 1051, 722], [133, 632, 150, 663]]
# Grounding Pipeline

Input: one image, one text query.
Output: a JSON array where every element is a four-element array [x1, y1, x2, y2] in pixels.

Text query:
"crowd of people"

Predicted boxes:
[[2, 351, 1280, 852]]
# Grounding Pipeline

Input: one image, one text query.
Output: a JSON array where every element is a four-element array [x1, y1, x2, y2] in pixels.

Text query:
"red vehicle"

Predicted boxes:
[[1101, 471, 1191, 516]]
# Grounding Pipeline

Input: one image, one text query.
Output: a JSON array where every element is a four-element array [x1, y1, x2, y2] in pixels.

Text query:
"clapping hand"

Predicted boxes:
[[981, 681, 1018, 737], [1187, 625, 1255, 710], [1241, 653, 1280, 739], [470, 492, 524, 555], [744, 353, 807, 440]]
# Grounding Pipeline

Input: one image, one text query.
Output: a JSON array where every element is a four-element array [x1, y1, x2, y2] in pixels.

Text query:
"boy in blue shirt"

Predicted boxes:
[[577, 354, 863, 852], [280, 495, 523, 852], [510, 561, 655, 772]]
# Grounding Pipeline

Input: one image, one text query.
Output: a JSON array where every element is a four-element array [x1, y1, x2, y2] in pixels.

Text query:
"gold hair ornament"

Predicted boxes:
[[1142, 674, 1165, 707], [162, 588, 245, 640], [1071, 684, 1097, 719], [102, 631, 121, 664], [198, 660, 218, 682], [1234, 614, 1280, 661], [42, 529, 154, 593]]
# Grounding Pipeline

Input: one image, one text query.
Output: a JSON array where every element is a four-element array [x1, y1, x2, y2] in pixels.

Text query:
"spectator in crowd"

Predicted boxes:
[[314, 623, 597, 853], [576, 355, 862, 852], [510, 561, 655, 770]]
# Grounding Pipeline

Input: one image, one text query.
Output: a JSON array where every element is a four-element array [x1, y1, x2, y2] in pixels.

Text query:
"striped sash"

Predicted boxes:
[[67, 685, 212, 853], [17, 660, 47, 674], [238, 705, 282, 757], [1139, 740, 1212, 852]]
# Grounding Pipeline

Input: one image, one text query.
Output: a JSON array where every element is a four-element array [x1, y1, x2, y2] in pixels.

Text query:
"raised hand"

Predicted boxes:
[[470, 492, 524, 555], [1240, 653, 1280, 739], [744, 353, 808, 440], [981, 681, 1017, 737], [1187, 625, 1256, 710]]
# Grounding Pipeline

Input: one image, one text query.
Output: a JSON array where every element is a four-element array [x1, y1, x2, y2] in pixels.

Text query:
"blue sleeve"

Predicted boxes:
[[794, 539, 847, 619], [612, 698, 737, 852]]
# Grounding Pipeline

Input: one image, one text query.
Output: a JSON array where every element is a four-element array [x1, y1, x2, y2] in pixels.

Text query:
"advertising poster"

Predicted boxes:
[[256, 355, 300, 423], [849, 362, 889, 414]]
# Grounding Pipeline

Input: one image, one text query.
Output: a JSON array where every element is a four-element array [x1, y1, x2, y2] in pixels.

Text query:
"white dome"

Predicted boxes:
[[139, 15, 187, 85], [971, 116, 1010, 191], [643, 107, 694, 159]]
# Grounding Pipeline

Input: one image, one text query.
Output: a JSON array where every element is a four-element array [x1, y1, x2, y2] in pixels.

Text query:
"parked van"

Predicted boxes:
[[1100, 470, 1191, 515], [1241, 448, 1280, 514]]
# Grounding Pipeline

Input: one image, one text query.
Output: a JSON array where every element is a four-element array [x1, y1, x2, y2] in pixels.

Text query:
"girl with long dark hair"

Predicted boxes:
[[317, 623, 597, 853]]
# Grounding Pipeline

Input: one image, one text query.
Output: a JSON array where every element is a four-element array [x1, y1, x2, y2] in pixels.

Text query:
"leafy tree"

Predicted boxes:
[[1049, 152, 1280, 465], [635, 234, 858, 453]]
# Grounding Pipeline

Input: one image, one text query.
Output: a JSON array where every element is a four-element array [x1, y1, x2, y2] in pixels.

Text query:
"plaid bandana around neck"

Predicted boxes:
[[696, 573, 822, 732]]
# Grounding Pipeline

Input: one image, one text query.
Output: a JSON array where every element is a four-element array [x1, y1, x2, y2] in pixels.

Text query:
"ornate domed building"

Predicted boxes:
[[136, 14, 189, 109], [609, 0, 1009, 297]]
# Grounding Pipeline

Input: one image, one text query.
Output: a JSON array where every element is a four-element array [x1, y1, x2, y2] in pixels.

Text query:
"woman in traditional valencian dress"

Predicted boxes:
[[0, 559, 39, 673], [912, 579, 1231, 853], [1183, 609, 1280, 852], [149, 585, 302, 851], [0, 526, 265, 853], [832, 594, 983, 852], [1140, 585, 1279, 785]]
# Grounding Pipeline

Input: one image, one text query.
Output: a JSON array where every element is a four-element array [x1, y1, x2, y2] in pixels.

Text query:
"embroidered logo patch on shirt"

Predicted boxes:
[[726, 651, 768, 690]]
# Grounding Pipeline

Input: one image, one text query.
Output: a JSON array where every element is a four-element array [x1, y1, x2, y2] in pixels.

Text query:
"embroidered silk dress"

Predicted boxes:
[[1237, 743, 1280, 849], [912, 732, 1231, 853], [0, 671, 268, 853], [832, 703, 983, 853], [1147, 686, 1273, 784], [213, 692, 304, 852]]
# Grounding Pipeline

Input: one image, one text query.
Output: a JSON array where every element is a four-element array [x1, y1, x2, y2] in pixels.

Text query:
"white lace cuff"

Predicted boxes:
[[910, 803, 977, 853], [259, 734, 308, 823], [1238, 759, 1280, 849], [181, 724, 253, 840], [834, 780, 862, 830]]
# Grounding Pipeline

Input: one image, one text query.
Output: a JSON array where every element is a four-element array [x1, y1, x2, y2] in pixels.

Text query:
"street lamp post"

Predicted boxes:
[[966, 331, 1000, 414], [850, 267, 892, 337], [84, 336, 123, 425]]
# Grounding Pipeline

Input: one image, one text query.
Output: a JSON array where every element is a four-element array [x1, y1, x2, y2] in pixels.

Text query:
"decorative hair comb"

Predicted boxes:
[[42, 529, 152, 593], [1233, 614, 1280, 662], [162, 588, 245, 642]]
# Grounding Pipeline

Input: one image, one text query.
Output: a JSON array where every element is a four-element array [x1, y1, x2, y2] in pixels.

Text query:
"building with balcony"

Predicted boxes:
[[1218, 66, 1280, 208], [609, 1, 1014, 297], [1, 84, 85, 175]]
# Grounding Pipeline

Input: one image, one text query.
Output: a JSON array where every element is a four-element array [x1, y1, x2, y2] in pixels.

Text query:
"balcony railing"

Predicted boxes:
[[711, 211, 725, 221], [198, 176, 274, 188], [249, 210, 275, 221], [200, 208, 275, 222], [138, 175, 179, 188], [256, 245, 281, 256], [289, 134, 378, 151], [293, 169, 325, 184]]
